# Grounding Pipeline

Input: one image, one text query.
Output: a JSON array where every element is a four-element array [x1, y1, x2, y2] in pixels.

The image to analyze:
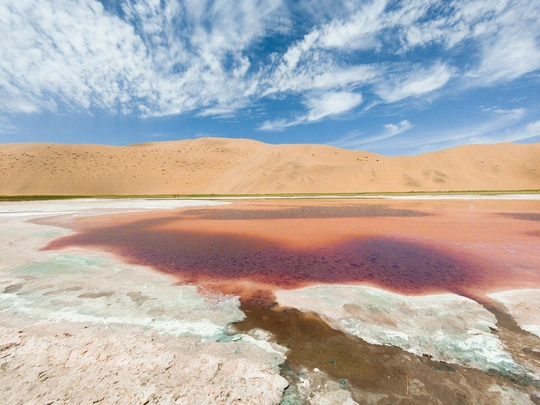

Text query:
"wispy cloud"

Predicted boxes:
[[375, 63, 453, 103], [0, 116, 18, 134], [193, 132, 215, 139], [384, 108, 528, 154], [461, 108, 527, 144], [330, 105, 531, 155], [0, 0, 539, 134], [332, 120, 413, 149], [258, 119, 290, 132], [472, 119, 540, 145], [526, 120, 540, 135], [259, 91, 362, 130], [304, 92, 363, 121], [384, 120, 413, 137], [197, 106, 244, 119], [462, 1, 540, 86], [0, 0, 287, 117], [259, 0, 537, 126]]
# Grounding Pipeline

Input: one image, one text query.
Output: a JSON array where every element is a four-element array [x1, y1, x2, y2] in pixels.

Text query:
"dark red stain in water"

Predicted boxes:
[[42, 211, 535, 299], [499, 212, 540, 221], [180, 204, 430, 220]]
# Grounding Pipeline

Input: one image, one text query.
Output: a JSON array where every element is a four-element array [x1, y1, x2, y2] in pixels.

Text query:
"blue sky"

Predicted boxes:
[[1, 0, 540, 156]]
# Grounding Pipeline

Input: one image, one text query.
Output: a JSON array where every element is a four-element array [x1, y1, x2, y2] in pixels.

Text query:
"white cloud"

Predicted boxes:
[[454, 118, 540, 146], [304, 92, 363, 122], [0, 0, 539, 129], [258, 118, 290, 132], [286, 0, 540, 90], [0, 116, 17, 134], [1, 0, 152, 114], [401, 1, 506, 50], [426, 107, 526, 147], [193, 132, 215, 139], [390, 108, 527, 153], [481, 107, 527, 117], [0, 0, 287, 117], [197, 106, 245, 118], [424, 0, 540, 86], [263, 58, 379, 96], [259, 91, 362, 131], [526, 120, 540, 136], [467, 31, 540, 86], [281, 0, 438, 54], [332, 120, 412, 149], [375, 63, 453, 103], [384, 120, 413, 137], [331, 106, 531, 154], [316, 0, 390, 50]]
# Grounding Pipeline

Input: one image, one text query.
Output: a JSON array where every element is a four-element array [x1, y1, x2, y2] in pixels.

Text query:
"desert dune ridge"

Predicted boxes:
[[1, 138, 539, 196]]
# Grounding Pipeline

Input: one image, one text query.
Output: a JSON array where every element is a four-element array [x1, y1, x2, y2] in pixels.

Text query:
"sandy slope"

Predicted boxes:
[[1, 138, 539, 195]]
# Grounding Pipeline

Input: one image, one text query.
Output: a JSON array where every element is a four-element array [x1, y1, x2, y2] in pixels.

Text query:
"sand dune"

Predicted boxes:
[[0, 138, 539, 195]]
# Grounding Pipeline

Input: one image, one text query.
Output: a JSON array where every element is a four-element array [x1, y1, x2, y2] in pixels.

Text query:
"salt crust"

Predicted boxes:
[[0, 198, 229, 218], [0, 200, 289, 405], [489, 289, 540, 339], [277, 285, 528, 376]]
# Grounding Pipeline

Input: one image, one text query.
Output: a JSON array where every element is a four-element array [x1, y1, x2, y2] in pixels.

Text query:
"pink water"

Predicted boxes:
[[44, 199, 540, 301]]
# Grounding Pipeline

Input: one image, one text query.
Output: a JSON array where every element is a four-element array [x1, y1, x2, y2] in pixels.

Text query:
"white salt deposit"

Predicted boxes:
[[277, 285, 527, 376], [0, 198, 228, 218], [489, 289, 540, 338]]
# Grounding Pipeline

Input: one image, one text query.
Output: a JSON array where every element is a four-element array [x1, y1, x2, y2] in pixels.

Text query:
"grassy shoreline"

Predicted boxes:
[[1, 189, 539, 201]]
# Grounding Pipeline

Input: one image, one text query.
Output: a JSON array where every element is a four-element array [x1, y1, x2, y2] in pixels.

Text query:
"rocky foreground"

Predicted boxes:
[[0, 200, 355, 404]]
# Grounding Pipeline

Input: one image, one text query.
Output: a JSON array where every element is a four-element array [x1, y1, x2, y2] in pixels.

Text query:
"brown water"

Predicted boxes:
[[42, 199, 540, 403]]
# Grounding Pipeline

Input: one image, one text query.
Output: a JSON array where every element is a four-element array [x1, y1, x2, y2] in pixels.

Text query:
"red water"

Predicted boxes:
[[43, 199, 540, 300], [40, 199, 540, 402]]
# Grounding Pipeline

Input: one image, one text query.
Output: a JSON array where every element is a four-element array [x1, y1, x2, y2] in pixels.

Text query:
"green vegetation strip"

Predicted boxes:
[[1, 190, 539, 201]]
